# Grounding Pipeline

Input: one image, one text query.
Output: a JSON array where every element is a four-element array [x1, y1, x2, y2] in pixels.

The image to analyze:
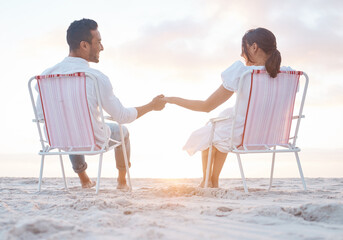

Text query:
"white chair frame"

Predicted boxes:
[[204, 70, 309, 193], [28, 73, 132, 194]]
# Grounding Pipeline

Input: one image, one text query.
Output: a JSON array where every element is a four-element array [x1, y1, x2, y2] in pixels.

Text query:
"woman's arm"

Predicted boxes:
[[164, 85, 234, 112]]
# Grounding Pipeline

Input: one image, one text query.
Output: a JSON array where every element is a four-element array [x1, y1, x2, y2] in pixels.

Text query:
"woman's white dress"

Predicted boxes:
[[183, 61, 292, 155]]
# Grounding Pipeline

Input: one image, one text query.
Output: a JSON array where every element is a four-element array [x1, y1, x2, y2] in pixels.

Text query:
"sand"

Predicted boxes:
[[1, 177, 343, 240]]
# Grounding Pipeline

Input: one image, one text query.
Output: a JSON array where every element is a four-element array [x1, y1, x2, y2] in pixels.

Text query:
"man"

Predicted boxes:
[[36, 18, 165, 190]]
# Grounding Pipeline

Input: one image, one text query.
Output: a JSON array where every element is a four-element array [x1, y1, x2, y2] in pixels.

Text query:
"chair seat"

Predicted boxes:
[[232, 145, 300, 154]]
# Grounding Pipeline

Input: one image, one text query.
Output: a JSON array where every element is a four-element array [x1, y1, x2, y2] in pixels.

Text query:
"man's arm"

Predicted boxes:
[[135, 95, 166, 119]]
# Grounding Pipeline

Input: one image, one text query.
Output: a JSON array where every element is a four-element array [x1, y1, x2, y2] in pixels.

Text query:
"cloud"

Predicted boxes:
[[104, 17, 240, 82], [101, 0, 343, 106], [214, 0, 343, 72], [15, 0, 342, 106], [107, 0, 343, 75]]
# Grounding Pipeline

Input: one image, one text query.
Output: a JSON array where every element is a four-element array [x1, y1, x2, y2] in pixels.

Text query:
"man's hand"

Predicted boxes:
[[135, 94, 166, 119], [152, 94, 166, 111]]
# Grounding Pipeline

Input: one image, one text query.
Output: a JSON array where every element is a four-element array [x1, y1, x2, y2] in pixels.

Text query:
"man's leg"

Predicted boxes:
[[69, 155, 96, 188], [107, 123, 131, 189]]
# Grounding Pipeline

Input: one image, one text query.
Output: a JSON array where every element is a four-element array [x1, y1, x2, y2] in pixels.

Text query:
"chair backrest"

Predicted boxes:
[[36, 72, 98, 151], [239, 70, 302, 148]]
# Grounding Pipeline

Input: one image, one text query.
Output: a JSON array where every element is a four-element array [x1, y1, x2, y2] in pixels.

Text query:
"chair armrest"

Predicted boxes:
[[209, 117, 230, 123], [32, 119, 44, 123], [292, 115, 305, 119]]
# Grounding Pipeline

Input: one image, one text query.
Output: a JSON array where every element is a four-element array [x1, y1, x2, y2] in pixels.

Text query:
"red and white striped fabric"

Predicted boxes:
[[241, 70, 301, 148], [36, 73, 97, 151]]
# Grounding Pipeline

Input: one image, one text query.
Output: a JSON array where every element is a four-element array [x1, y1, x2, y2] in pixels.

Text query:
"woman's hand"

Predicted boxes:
[[162, 97, 174, 104]]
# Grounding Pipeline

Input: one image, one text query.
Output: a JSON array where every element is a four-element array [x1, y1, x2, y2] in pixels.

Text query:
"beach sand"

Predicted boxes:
[[1, 177, 342, 240]]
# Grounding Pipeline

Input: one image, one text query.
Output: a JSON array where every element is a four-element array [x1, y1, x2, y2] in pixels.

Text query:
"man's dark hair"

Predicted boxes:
[[67, 18, 98, 51]]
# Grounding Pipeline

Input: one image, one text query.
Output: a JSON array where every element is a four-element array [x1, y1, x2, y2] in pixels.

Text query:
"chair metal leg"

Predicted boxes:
[[295, 152, 307, 191], [38, 155, 45, 192], [236, 154, 248, 193], [58, 154, 68, 191], [96, 153, 103, 194], [119, 124, 132, 191], [204, 145, 213, 188], [269, 149, 276, 191]]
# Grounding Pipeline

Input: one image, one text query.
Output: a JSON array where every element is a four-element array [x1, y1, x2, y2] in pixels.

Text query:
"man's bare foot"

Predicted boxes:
[[117, 182, 129, 190], [199, 179, 213, 188], [117, 178, 129, 190], [82, 180, 96, 189], [78, 171, 96, 189]]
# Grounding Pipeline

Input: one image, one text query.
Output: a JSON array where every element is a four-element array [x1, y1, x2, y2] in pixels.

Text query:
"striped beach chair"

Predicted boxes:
[[205, 70, 309, 193], [28, 72, 131, 194]]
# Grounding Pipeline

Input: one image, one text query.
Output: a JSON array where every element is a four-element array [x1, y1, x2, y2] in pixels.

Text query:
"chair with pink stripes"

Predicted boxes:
[[205, 70, 309, 193], [28, 72, 131, 194]]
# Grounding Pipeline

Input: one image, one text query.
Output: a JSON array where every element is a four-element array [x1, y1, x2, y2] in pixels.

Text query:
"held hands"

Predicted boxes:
[[162, 97, 173, 104], [152, 94, 167, 111], [150, 95, 175, 111]]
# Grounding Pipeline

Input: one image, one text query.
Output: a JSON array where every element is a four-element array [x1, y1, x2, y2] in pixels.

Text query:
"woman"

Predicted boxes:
[[164, 28, 292, 188]]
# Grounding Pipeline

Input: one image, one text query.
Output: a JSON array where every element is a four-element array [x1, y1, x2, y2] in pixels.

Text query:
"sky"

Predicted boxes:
[[0, 0, 342, 179]]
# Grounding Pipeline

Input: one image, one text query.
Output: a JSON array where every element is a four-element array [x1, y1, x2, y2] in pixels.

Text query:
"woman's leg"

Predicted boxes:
[[200, 148, 216, 187], [201, 149, 209, 181], [211, 149, 228, 188]]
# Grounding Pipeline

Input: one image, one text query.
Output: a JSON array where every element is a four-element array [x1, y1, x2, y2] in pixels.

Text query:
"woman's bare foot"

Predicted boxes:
[[211, 180, 219, 188], [199, 179, 213, 188], [211, 177, 220, 188]]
